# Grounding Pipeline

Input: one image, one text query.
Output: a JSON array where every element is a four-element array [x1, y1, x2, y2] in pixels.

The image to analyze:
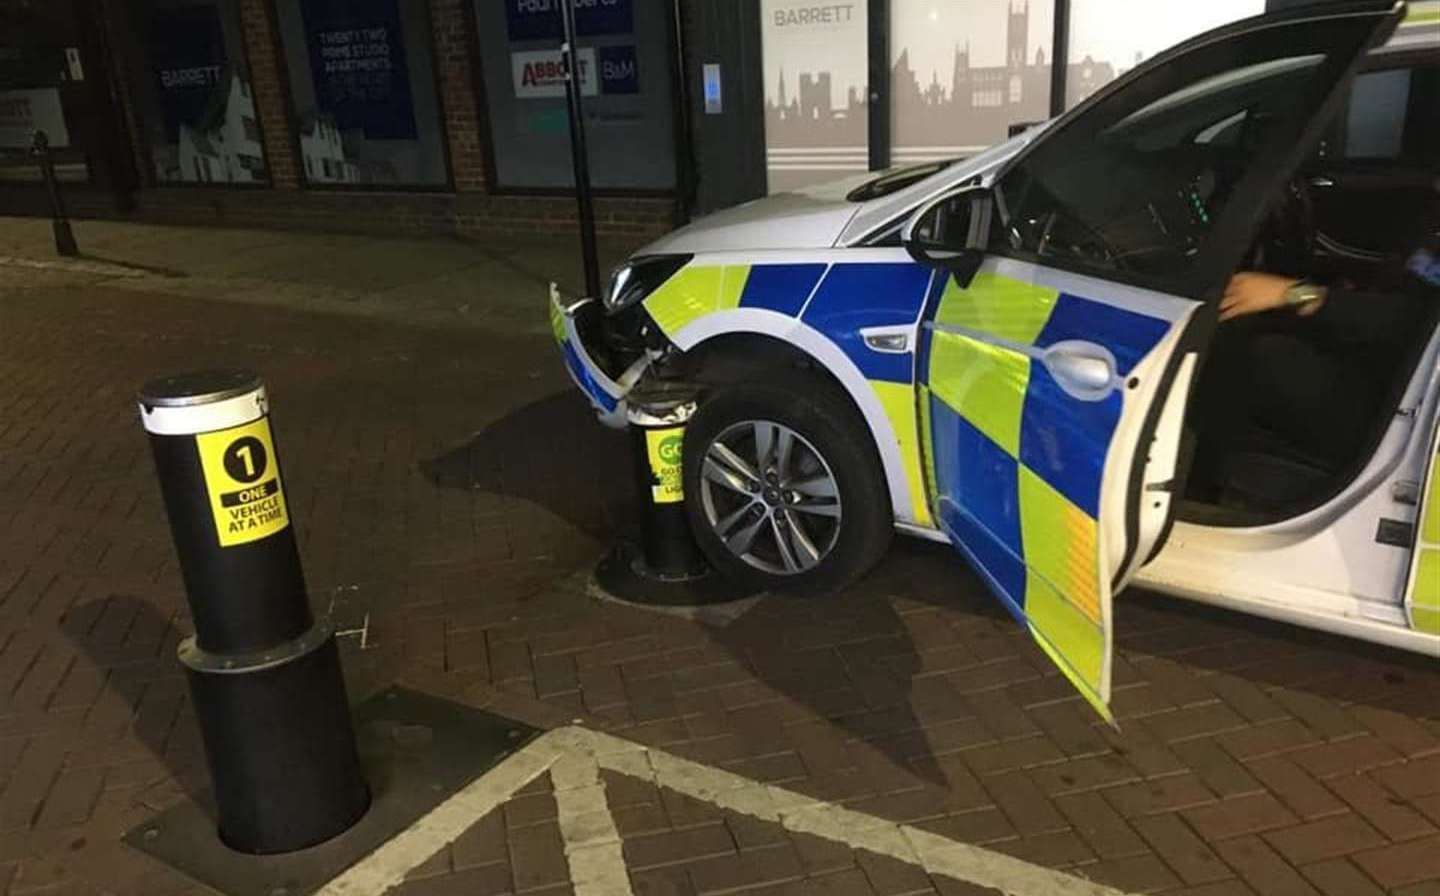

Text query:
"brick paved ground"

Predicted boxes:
[[2, 221, 1439, 895]]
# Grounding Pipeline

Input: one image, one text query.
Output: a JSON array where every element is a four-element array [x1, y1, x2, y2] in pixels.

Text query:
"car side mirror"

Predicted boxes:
[[902, 185, 993, 288]]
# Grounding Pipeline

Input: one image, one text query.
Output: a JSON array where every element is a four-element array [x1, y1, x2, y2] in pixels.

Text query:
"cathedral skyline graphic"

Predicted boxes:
[[764, 2, 1123, 187]]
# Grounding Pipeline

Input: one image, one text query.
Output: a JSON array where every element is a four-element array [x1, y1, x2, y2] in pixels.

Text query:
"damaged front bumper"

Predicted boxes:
[[548, 283, 654, 428]]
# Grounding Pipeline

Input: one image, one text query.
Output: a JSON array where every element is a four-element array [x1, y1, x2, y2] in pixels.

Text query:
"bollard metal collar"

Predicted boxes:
[[626, 400, 696, 428], [139, 369, 262, 408], [138, 370, 268, 436], [179, 618, 334, 675], [625, 381, 699, 428]]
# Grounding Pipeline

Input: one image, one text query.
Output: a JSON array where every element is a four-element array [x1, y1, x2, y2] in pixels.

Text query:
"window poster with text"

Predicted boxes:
[[147, 3, 229, 141], [760, 0, 869, 192], [504, 0, 634, 41], [300, 0, 418, 139]]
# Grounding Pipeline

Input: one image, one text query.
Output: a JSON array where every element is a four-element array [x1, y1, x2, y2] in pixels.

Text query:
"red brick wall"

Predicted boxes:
[[429, 0, 489, 192], [125, 187, 673, 247], [237, 0, 300, 189], [2, 0, 679, 242]]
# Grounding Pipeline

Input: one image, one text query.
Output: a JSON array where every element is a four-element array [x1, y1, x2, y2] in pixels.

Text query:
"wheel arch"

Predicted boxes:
[[668, 309, 914, 525]]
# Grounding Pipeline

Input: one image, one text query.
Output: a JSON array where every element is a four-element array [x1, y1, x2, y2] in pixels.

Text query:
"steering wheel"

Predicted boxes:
[[1035, 208, 1120, 265]]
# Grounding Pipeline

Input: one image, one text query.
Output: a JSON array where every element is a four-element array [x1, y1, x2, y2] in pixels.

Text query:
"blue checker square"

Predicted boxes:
[[1034, 293, 1170, 376], [1018, 358, 1120, 518], [929, 394, 1026, 609], [801, 263, 936, 383], [738, 263, 829, 317]]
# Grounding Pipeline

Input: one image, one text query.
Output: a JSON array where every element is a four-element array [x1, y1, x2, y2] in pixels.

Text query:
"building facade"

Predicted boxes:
[[0, 0, 1268, 246]]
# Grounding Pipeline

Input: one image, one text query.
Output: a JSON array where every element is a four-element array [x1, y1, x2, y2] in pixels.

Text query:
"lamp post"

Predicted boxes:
[[558, 0, 602, 299]]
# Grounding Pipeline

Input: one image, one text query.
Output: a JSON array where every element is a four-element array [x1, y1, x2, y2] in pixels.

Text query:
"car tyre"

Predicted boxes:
[[682, 377, 893, 594]]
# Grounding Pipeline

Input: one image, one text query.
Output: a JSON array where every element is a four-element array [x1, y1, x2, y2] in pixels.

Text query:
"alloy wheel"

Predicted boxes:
[[697, 420, 842, 575]]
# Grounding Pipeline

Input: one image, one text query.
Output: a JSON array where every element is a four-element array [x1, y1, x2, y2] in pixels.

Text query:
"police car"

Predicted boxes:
[[552, 1, 1440, 717]]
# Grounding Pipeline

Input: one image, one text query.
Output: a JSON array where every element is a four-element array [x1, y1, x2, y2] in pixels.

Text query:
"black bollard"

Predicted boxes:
[[592, 383, 758, 606], [626, 392, 709, 579], [137, 370, 369, 854], [32, 130, 78, 258]]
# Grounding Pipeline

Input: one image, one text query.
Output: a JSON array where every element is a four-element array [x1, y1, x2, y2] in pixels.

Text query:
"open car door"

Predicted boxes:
[[912, 2, 1405, 720]]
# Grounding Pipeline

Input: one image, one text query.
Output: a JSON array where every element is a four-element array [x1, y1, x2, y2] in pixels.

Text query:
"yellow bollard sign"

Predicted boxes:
[[195, 417, 291, 547], [645, 426, 685, 504]]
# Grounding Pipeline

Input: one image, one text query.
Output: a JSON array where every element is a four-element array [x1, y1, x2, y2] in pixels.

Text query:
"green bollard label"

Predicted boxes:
[[645, 426, 685, 504]]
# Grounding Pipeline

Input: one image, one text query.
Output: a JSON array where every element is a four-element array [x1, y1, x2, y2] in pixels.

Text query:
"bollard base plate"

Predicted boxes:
[[592, 540, 760, 607], [123, 686, 538, 896]]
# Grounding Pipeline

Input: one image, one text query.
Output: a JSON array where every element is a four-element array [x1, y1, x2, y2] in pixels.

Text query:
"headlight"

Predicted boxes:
[[603, 254, 691, 314]]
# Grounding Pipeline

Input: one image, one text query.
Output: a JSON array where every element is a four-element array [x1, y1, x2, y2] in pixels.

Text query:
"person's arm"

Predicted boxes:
[[1221, 271, 1422, 345]]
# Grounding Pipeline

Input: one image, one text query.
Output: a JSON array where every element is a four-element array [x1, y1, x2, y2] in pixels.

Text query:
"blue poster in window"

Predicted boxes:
[[505, 0, 633, 41], [598, 45, 638, 94], [300, 0, 417, 140], [148, 4, 229, 142]]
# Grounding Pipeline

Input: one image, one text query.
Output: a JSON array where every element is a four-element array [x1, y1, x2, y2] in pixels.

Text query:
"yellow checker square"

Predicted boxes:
[[1025, 569, 1109, 721], [933, 271, 1059, 346], [1018, 465, 1101, 624], [643, 265, 750, 337], [871, 380, 932, 527], [919, 384, 938, 509], [1413, 549, 1440, 635], [928, 330, 1029, 458], [1422, 464, 1440, 545]]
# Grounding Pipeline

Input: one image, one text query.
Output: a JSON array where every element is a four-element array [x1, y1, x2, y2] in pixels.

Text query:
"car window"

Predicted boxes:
[[1343, 63, 1440, 163], [990, 16, 1381, 298]]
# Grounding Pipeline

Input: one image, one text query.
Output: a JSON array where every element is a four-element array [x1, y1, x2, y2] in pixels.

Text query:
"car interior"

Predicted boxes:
[[1179, 54, 1440, 525], [983, 35, 1439, 526]]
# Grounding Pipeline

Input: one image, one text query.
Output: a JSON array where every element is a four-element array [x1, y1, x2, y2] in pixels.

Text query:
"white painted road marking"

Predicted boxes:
[[317, 726, 1133, 896]]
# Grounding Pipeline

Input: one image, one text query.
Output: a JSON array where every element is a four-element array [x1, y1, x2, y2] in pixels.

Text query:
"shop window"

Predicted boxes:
[[126, 0, 268, 185], [889, 0, 1054, 167], [276, 0, 448, 187], [760, 0, 869, 192], [474, 0, 677, 191]]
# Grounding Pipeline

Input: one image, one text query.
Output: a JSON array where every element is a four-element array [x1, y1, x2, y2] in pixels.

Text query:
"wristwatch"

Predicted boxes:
[[1282, 279, 1328, 308]]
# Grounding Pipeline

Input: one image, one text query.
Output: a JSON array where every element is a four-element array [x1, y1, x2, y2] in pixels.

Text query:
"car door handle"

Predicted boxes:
[[1043, 341, 1118, 398]]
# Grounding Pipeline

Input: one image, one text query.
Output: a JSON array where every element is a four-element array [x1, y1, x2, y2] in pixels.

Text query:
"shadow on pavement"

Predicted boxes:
[[78, 254, 186, 278], [419, 390, 634, 541], [1122, 587, 1440, 722], [59, 594, 212, 808], [706, 538, 1014, 790]]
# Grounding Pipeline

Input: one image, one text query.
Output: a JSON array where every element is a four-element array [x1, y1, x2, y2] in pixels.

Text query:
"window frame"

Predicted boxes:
[[973, 4, 1401, 302], [123, 0, 275, 191], [1328, 48, 1439, 166], [464, 0, 686, 197], [267, 0, 456, 193]]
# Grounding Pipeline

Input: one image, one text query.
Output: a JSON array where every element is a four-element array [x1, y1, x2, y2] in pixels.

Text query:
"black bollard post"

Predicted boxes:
[[137, 370, 369, 854], [593, 383, 755, 606], [626, 392, 709, 579], [32, 130, 78, 258]]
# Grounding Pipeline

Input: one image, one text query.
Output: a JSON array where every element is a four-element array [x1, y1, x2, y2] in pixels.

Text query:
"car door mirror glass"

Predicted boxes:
[[902, 186, 993, 286]]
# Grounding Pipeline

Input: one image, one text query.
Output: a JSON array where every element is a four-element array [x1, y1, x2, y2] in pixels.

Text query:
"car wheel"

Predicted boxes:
[[682, 378, 892, 594]]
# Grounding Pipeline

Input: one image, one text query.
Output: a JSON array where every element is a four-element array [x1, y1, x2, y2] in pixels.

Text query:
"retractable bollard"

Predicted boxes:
[[627, 393, 708, 579], [137, 370, 369, 854], [593, 384, 750, 605]]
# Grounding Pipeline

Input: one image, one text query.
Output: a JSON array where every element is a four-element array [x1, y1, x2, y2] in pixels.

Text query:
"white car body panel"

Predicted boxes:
[[1135, 328, 1440, 652]]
